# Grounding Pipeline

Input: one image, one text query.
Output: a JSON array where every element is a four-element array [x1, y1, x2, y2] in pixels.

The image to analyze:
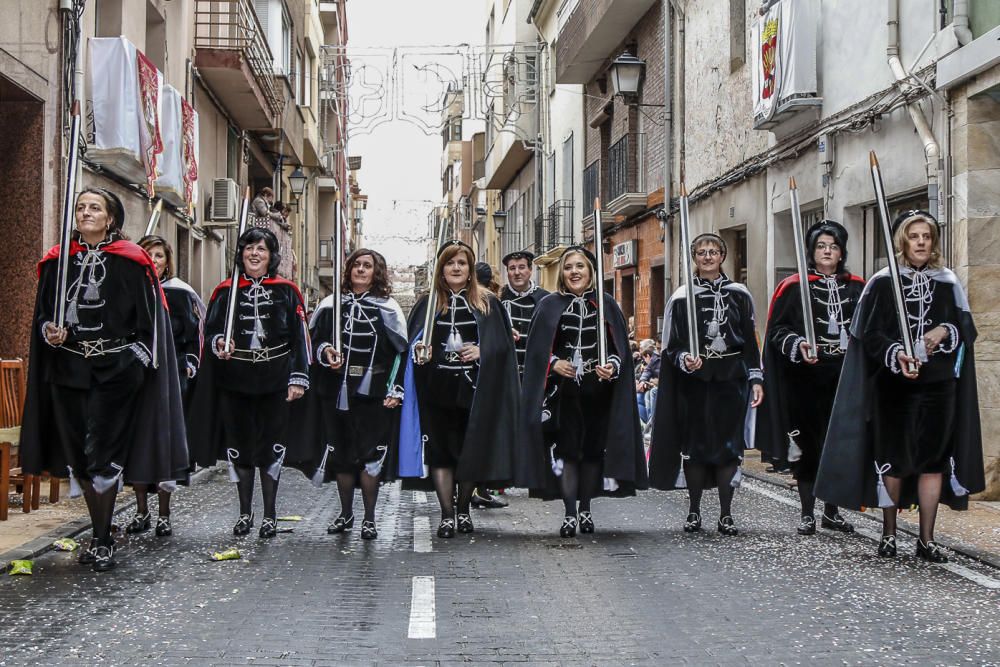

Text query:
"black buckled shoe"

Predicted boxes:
[[233, 513, 254, 536], [821, 512, 855, 533], [92, 544, 116, 573], [77, 539, 98, 565], [456, 513, 474, 533], [578, 511, 594, 534], [125, 511, 151, 535], [683, 512, 702, 533], [437, 518, 456, 538], [916, 539, 948, 563], [878, 535, 897, 558], [717, 516, 739, 536], [797, 515, 817, 535], [155, 516, 173, 537], [327, 515, 354, 534], [559, 516, 577, 538], [360, 520, 378, 540], [259, 517, 277, 539]]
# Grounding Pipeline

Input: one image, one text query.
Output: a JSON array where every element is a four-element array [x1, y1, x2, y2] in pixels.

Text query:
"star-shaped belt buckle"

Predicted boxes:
[[252, 348, 270, 363], [80, 338, 107, 358]]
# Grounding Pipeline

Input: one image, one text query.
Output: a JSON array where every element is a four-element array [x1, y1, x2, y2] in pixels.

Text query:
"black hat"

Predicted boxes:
[[559, 245, 598, 269], [690, 233, 727, 260], [502, 250, 535, 266], [891, 209, 940, 237], [436, 239, 474, 257], [475, 261, 494, 287], [806, 220, 849, 273]]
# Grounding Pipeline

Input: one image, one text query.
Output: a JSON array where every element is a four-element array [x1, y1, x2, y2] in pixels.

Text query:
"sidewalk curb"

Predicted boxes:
[[0, 467, 216, 572], [743, 468, 1000, 571]]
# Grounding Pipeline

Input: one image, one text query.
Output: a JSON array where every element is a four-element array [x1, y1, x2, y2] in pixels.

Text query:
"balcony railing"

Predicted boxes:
[[607, 133, 646, 203], [583, 160, 600, 218], [194, 0, 284, 120], [546, 200, 575, 250], [532, 213, 545, 254]]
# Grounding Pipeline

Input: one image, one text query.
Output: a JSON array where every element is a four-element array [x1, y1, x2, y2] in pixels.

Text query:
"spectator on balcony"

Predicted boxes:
[[250, 187, 284, 229], [272, 201, 295, 280]]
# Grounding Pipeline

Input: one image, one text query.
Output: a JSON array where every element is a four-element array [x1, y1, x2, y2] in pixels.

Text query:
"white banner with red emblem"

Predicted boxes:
[[751, 0, 819, 128], [136, 49, 163, 196], [181, 98, 199, 212]]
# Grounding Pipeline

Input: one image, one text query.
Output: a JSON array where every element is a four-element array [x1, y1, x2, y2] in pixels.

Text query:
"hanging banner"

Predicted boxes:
[[751, 0, 819, 129], [136, 50, 164, 195], [155, 85, 183, 206], [181, 97, 200, 212]]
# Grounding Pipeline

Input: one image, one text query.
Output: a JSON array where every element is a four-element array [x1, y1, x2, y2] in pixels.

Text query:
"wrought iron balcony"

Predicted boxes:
[[606, 132, 646, 217]]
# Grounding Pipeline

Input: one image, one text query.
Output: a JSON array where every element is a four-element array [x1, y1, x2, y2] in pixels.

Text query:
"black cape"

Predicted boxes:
[[814, 268, 984, 511], [756, 272, 864, 465], [397, 293, 521, 485], [517, 291, 647, 498], [20, 242, 189, 485]]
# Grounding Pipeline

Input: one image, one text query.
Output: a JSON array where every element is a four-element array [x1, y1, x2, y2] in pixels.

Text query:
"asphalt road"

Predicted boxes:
[[1, 467, 998, 666]]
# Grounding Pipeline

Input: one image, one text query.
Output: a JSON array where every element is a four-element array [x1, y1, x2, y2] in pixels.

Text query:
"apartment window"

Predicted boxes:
[[95, 0, 123, 37], [144, 1, 166, 71], [729, 0, 746, 72], [524, 54, 538, 103], [450, 116, 462, 142], [561, 134, 574, 204], [226, 127, 240, 179], [295, 50, 304, 105], [301, 51, 312, 107], [546, 152, 556, 206], [281, 9, 292, 77]]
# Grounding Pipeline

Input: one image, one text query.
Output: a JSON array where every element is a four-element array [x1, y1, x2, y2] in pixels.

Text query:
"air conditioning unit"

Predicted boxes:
[[211, 178, 239, 221]]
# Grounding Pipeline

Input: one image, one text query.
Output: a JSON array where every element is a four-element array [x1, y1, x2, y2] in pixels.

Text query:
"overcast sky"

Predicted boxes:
[[346, 0, 485, 267]]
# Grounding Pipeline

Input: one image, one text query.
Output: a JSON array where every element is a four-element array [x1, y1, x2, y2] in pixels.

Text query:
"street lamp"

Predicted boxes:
[[609, 52, 645, 99], [288, 166, 308, 199], [492, 210, 507, 231]]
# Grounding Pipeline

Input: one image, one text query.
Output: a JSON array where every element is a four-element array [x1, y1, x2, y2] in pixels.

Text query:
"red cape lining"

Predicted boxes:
[[39, 240, 167, 306], [767, 272, 864, 321], [210, 275, 304, 304]]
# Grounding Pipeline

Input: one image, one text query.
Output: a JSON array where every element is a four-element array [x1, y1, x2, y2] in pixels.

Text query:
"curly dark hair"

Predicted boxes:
[[235, 227, 281, 276], [342, 248, 392, 298]]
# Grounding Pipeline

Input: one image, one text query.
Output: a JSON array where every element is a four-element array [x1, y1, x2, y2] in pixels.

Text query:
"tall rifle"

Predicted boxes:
[[869, 151, 916, 374], [789, 177, 817, 361], [331, 190, 343, 354], [677, 184, 699, 358], [144, 199, 164, 237], [592, 197, 608, 366], [54, 101, 83, 329], [222, 187, 252, 348], [416, 210, 450, 363]]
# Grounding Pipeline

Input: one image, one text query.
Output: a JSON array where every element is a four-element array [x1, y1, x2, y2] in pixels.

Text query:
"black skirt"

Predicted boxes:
[[874, 377, 956, 478], [547, 375, 612, 463], [322, 398, 394, 475], [674, 375, 748, 467], [218, 389, 290, 468], [785, 362, 840, 482], [422, 403, 471, 470]]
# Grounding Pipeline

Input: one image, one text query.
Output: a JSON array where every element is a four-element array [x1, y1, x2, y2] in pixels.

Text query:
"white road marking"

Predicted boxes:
[[413, 516, 433, 553], [413, 491, 428, 504], [744, 480, 1000, 590], [407, 576, 436, 639]]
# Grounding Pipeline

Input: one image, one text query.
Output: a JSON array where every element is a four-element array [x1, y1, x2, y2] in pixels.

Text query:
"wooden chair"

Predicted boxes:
[[0, 358, 59, 520]]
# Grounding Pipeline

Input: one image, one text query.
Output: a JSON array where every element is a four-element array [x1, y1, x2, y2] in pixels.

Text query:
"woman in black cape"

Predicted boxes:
[[186, 227, 311, 539], [19, 188, 188, 572], [306, 248, 407, 540], [397, 240, 520, 538], [648, 233, 763, 536], [756, 221, 864, 536], [815, 211, 984, 562], [123, 235, 205, 538], [518, 246, 647, 537]]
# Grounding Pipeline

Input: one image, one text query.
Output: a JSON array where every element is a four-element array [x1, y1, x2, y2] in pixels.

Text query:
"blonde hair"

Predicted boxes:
[[434, 244, 491, 314], [557, 250, 596, 294], [894, 215, 943, 270]]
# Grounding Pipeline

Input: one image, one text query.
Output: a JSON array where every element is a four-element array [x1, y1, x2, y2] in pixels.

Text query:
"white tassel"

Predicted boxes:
[[337, 376, 349, 411], [158, 480, 177, 493], [730, 465, 743, 489], [915, 338, 929, 363], [84, 280, 100, 301], [92, 463, 123, 494], [709, 335, 727, 354], [875, 462, 894, 508], [540, 409, 552, 423], [365, 446, 389, 477], [444, 329, 464, 352], [572, 348, 584, 380], [67, 467, 83, 498], [66, 300, 79, 326], [707, 320, 720, 338], [839, 326, 849, 350], [226, 448, 241, 483], [787, 430, 802, 463], [826, 317, 839, 336], [674, 454, 689, 489], [549, 445, 564, 477], [603, 478, 619, 492], [358, 367, 373, 396], [266, 444, 286, 481], [311, 445, 334, 488], [949, 457, 969, 497]]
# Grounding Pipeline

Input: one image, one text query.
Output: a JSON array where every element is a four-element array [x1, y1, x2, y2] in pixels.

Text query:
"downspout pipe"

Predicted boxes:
[[887, 0, 940, 219], [953, 0, 973, 45]]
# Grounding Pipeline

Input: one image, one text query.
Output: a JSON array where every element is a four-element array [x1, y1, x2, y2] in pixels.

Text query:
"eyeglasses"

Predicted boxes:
[[815, 242, 841, 252], [695, 249, 721, 258]]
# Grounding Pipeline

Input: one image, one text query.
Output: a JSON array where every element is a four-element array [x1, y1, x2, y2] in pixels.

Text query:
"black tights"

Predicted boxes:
[[881, 473, 942, 543], [560, 461, 603, 517], [796, 479, 839, 519], [684, 461, 739, 519], [234, 465, 279, 520], [431, 467, 474, 522], [133, 484, 172, 517], [83, 482, 118, 547], [335, 471, 381, 522]]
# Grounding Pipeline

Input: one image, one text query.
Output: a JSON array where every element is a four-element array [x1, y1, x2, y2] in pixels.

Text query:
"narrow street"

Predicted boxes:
[[1, 470, 997, 665]]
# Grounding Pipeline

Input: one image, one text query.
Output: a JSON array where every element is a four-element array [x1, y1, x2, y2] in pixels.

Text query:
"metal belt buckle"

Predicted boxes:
[[80, 338, 107, 358], [251, 348, 271, 363], [348, 365, 365, 377]]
